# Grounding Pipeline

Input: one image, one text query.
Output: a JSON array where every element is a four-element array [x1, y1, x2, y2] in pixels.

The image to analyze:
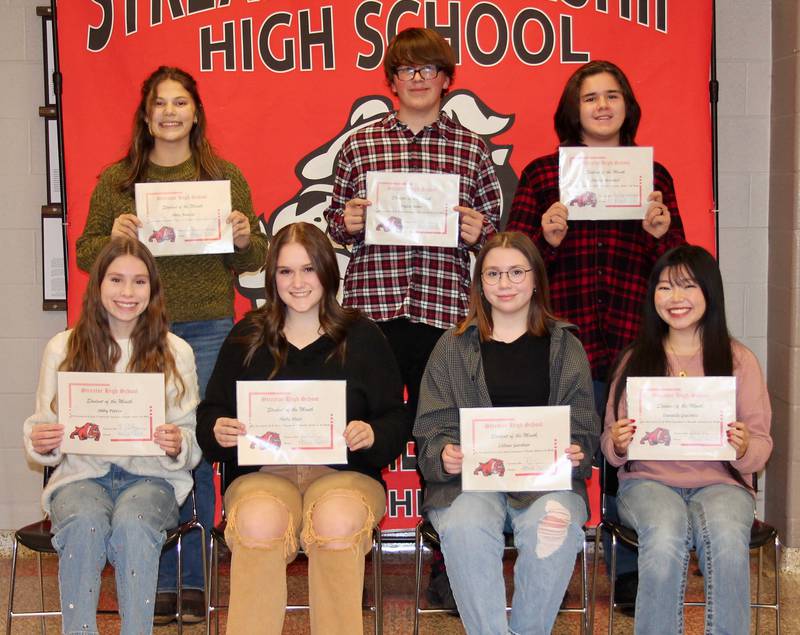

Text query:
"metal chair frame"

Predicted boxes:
[[5, 467, 207, 635], [412, 519, 592, 635], [205, 463, 383, 635], [591, 461, 781, 634]]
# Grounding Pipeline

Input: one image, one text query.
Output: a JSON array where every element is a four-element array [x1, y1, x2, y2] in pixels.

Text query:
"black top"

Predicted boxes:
[[480, 333, 551, 407], [196, 315, 410, 490]]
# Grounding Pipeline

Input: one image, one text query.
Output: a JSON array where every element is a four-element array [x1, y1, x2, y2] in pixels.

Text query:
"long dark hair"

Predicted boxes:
[[240, 223, 358, 376], [554, 60, 641, 146], [609, 245, 750, 487], [59, 238, 184, 404], [456, 232, 558, 340], [120, 66, 224, 193]]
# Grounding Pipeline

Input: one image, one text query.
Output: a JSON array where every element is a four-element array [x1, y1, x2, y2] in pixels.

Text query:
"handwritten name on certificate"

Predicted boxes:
[[627, 377, 736, 461], [236, 380, 347, 466], [559, 147, 653, 221], [58, 372, 165, 456], [459, 406, 572, 492], [135, 180, 233, 257], [364, 171, 460, 247]]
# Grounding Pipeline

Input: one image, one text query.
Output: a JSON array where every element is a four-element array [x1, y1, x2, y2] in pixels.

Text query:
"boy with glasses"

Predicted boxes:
[[324, 26, 501, 607]]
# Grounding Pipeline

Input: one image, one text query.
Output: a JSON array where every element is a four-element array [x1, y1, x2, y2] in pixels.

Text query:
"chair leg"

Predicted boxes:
[[608, 534, 618, 635], [37, 551, 46, 635], [579, 538, 589, 635], [176, 533, 183, 635], [413, 524, 424, 635], [206, 535, 219, 635], [373, 528, 383, 635], [590, 526, 602, 635], [756, 545, 763, 634], [774, 536, 781, 635], [6, 539, 18, 635]]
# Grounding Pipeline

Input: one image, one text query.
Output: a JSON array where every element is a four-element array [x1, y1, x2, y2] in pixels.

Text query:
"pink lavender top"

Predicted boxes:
[[601, 340, 773, 492]]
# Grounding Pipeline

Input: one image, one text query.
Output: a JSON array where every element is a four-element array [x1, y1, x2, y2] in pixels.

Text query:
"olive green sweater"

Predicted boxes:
[[76, 158, 268, 323]]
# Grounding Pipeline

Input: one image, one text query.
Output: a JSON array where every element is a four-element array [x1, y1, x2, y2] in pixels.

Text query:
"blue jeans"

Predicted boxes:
[[157, 317, 232, 593], [428, 491, 587, 635], [50, 466, 178, 635], [618, 479, 754, 635]]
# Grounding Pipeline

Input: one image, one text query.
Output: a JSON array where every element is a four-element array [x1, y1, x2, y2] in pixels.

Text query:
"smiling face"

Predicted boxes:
[[391, 65, 450, 122], [146, 79, 196, 150], [275, 242, 324, 319], [578, 72, 626, 146], [100, 254, 151, 339], [481, 247, 536, 322], [654, 266, 707, 335]]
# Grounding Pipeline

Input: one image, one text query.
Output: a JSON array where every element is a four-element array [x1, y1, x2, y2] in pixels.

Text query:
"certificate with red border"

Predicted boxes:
[[236, 380, 347, 466], [559, 147, 653, 221], [136, 180, 233, 256], [459, 406, 572, 492], [365, 171, 459, 247], [58, 372, 166, 456], [627, 377, 736, 461]]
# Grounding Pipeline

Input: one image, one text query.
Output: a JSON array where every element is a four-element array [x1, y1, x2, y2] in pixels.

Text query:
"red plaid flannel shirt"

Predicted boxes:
[[506, 151, 686, 379], [325, 112, 501, 330]]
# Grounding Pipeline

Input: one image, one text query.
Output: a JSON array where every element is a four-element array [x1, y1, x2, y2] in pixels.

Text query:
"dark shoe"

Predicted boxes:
[[153, 591, 177, 626], [178, 588, 207, 624], [426, 568, 458, 613], [614, 572, 638, 617]]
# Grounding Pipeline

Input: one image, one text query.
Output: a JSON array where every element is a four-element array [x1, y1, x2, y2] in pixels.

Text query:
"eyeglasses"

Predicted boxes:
[[481, 268, 532, 285], [394, 65, 441, 81]]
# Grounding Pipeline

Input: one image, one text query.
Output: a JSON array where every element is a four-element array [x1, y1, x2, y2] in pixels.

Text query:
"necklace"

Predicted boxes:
[[666, 341, 701, 377]]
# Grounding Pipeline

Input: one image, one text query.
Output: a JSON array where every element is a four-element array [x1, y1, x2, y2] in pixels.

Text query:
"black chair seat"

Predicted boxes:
[[210, 520, 226, 543], [15, 520, 56, 553], [603, 517, 779, 551]]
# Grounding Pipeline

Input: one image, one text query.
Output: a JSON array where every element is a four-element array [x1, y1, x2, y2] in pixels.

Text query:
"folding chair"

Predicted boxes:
[[206, 463, 383, 635], [5, 466, 206, 635], [592, 460, 780, 634], [412, 518, 592, 635]]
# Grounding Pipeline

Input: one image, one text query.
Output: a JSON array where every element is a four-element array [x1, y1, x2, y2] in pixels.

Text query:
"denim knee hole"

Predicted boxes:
[[535, 500, 571, 558]]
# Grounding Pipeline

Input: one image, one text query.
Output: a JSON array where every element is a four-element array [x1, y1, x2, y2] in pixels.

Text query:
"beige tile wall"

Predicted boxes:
[[767, 0, 800, 546]]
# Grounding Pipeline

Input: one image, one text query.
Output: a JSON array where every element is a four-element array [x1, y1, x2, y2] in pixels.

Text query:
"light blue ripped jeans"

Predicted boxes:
[[618, 478, 754, 635], [428, 490, 587, 635], [49, 465, 179, 635]]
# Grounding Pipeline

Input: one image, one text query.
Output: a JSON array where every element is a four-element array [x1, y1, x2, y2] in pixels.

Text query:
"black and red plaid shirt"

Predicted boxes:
[[506, 151, 686, 380], [325, 112, 501, 330]]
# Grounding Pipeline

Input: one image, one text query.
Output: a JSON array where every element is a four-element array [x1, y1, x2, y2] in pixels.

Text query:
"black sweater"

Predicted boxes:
[[196, 315, 410, 489]]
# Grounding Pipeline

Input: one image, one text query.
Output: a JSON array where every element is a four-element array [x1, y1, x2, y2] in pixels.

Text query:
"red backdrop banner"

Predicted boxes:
[[57, 0, 714, 531]]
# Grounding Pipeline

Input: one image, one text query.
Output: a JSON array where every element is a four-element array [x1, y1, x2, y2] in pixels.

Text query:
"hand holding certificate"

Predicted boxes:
[[459, 406, 572, 492], [236, 380, 347, 466], [136, 180, 234, 256], [58, 372, 166, 456], [364, 171, 460, 247], [626, 377, 736, 461], [559, 147, 653, 220]]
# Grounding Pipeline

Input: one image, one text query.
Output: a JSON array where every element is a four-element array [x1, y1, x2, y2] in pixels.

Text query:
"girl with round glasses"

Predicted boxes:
[[414, 231, 599, 635]]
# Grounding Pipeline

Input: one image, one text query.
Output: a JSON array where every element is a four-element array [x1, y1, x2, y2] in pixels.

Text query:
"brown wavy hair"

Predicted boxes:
[[58, 238, 184, 404], [456, 232, 558, 341], [240, 222, 359, 376], [554, 60, 642, 146], [119, 66, 224, 193]]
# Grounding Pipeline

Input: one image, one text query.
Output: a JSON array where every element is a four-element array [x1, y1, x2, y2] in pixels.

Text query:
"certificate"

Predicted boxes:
[[364, 171, 460, 247], [58, 372, 165, 456], [135, 180, 233, 256], [559, 147, 653, 220], [236, 380, 347, 466], [459, 406, 572, 492], [626, 377, 736, 461]]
